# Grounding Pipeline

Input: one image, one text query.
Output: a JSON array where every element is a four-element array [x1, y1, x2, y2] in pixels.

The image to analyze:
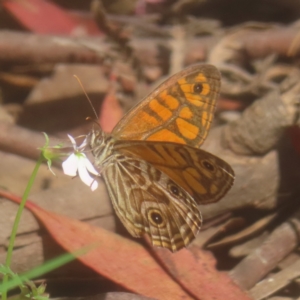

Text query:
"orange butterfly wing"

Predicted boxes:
[[114, 140, 234, 205], [112, 64, 220, 148]]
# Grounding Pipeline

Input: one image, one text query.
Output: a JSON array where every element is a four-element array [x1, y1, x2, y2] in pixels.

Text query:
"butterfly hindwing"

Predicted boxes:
[[102, 154, 202, 252], [114, 140, 234, 205]]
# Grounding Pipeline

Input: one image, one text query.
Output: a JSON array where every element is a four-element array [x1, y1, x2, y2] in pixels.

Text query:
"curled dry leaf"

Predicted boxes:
[[230, 208, 300, 290], [209, 25, 300, 65], [2, 0, 101, 35]]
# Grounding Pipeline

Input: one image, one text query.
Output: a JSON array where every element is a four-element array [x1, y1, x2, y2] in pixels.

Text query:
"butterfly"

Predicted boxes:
[[88, 64, 234, 252]]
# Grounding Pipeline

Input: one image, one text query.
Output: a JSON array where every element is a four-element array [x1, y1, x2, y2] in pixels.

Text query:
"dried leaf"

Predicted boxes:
[[16, 198, 192, 300], [150, 243, 252, 300], [2, 0, 101, 35], [99, 76, 123, 133]]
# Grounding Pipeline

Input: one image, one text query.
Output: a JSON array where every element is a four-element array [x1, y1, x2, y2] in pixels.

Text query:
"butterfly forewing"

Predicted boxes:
[[112, 64, 221, 148], [102, 155, 202, 252]]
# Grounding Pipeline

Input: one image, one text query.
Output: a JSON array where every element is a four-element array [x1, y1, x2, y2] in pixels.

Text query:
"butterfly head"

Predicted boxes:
[[87, 129, 114, 167]]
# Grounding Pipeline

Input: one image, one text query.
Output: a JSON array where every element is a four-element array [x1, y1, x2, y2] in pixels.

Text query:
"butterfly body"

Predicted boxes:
[[89, 64, 235, 252]]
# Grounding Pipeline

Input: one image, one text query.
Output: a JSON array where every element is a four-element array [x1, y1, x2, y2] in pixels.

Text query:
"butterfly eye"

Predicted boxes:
[[147, 209, 166, 228], [193, 83, 203, 94], [202, 160, 215, 172], [168, 182, 183, 198]]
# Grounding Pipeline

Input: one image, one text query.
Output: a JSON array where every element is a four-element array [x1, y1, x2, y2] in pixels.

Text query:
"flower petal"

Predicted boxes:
[[67, 134, 77, 150], [62, 153, 78, 176], [78, 136, 88, 150], [84, 158, 100, 176], [90, 180, 98, 191], [62, 135, 98, 191], [77, 156, 95, 187]]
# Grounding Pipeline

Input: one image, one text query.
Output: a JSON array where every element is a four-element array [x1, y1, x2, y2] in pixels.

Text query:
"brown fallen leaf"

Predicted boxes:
[[3, 190, 251, 300], [99, 73, 124, 133], [230, 208, 300, 290], [5, 191, 192, 300], [207, 213, 278, 250], [149, 241, 252, 300], [249, 258, 300, 300]]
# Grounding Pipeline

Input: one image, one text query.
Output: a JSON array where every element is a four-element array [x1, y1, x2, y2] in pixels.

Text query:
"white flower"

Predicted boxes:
[[62, 135, 100, 191]]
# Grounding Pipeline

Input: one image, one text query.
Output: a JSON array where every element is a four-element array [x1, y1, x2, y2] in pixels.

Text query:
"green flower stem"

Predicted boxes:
[[2, 153, 44, 300]]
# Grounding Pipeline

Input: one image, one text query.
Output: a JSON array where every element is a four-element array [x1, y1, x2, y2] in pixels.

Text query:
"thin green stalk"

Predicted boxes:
[[2, 154, 44, 300], [0, 245, 94, 294]]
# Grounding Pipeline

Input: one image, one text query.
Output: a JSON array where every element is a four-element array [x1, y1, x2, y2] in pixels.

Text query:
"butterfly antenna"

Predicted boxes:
[[73, 75, 99, 120]]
